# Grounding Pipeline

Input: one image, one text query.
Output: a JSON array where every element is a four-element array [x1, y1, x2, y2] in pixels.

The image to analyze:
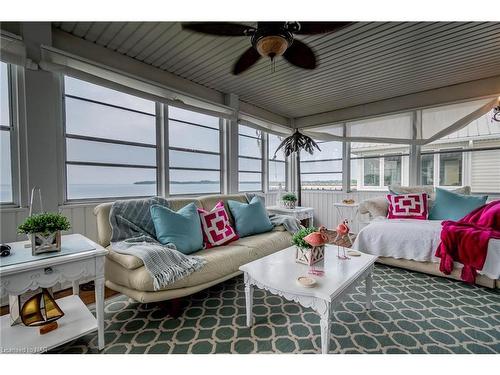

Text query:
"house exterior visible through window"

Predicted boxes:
[[420, 110, 500, 192], [268, 133, 286, 191], [168, 106, 221, 195], [300, 141, 343, 191], [63, 76, 158, 200], [351, 143, 409, 190], [0, 62, 14, 204], [238, 124, 263, 192]]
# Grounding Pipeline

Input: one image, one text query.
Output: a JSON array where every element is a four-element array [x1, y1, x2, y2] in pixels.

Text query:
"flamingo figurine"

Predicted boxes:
[[335, 219, 350, 259]]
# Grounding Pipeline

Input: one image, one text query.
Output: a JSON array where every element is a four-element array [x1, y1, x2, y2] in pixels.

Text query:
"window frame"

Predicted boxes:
[[166, 106, 223, 196], [300, 140, 343, 192], [61, 76, 160, 203], [267, 133, 287, 192], [238, 124, 264, 193], [1, 62, 20, 207]]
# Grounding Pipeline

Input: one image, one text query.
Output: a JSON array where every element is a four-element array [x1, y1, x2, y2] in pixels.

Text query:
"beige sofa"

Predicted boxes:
[[94, 194, 293, 303]]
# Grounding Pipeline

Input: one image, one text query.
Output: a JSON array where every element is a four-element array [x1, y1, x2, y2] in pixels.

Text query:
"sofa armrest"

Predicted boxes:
[[359, 196, 389, 219]]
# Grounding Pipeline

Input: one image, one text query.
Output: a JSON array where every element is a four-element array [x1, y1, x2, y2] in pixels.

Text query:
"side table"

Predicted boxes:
[[266, 206, 314, 227], [0, 233, 108, 353]]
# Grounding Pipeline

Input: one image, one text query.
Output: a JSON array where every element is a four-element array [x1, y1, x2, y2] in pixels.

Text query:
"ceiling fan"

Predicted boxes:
[[181, 22, 352, 75]]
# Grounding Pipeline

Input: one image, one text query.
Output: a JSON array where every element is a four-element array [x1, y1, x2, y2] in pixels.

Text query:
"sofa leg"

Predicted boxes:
[[158, 298, 183, 318]]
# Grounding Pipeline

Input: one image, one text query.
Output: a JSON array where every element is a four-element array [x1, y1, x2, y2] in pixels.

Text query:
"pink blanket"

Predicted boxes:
[[435, 200, 500, 283]]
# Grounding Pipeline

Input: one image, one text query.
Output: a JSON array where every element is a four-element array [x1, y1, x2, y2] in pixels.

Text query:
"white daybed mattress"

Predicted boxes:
[[353, 217, 500, 280]]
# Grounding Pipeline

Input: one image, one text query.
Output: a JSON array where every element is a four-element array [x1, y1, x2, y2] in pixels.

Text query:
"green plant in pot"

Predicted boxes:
[[281, 193, 298, 209], [291, 227, 318, 250], [18, 213, 71, 255], [292, 226, 325, 266]]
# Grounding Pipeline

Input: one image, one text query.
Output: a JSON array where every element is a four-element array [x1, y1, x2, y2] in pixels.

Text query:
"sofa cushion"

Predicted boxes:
[[150, 203, 203, 254], [106, 246, 144, 270], [198, 201, 238, 248], [387, 193, 429, 220], [227, 196, 273, 237], [105, 230, 292, 292], [428, 188, 488, 221], [198, 194, 249, 226]]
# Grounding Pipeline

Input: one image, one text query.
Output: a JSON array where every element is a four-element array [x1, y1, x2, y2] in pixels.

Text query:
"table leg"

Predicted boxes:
[[365, 272, 373, 310], [320, 308, 331, 354], [95, 276, 105, 350], [244, 276, 254, 327], [72, 280, 79, 296]]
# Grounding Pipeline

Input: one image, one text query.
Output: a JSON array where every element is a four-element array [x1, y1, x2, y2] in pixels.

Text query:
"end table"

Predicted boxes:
[[266, 206, 314, 227]]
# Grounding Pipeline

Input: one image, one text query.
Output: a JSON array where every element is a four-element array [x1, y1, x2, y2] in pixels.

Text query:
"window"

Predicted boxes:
[[300, 141, 343, 191], [238, 124, 263, 192], [351, 143, 409, 190], [1, 62, 14, 204], [420, 109, 500, 192], [268, 133, 286, 191], [64, 76, 157, 200], [168, 106, 221, 195]]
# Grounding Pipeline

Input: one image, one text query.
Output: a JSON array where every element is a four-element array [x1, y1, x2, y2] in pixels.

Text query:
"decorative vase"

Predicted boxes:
[[30, 231, 62, 256], [295, 245, 325, 266], [282, 200, 296, 209]]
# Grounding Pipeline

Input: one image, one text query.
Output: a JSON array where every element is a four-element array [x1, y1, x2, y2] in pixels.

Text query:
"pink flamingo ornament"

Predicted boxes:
[[305, 226, 328, 276], [335, 219, 350, 259], [304, 226, 328, 247]]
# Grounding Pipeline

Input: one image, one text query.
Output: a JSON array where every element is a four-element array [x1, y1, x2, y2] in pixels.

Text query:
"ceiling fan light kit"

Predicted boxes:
[[182, 21, 352, 75]]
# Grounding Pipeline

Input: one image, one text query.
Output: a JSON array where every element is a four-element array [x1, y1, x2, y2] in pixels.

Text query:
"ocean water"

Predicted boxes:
[[68, 182, 262, 199]]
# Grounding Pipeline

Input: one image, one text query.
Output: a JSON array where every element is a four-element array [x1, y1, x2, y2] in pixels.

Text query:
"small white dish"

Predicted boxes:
[[297, 276, 317, 288], [347, 250, 361, 257]]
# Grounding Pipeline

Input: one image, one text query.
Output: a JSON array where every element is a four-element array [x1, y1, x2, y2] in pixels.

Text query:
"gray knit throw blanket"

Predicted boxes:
[[245, 193, 302, 234], [109, 197, 206, 291]]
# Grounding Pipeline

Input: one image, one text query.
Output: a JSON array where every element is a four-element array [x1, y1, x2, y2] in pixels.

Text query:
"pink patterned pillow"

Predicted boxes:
[[198, 201, 239, 248], [387, 193, 429, 220]]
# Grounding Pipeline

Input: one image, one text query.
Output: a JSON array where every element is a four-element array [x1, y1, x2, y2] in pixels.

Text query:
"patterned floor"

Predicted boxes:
[[51, 264, 500, 354]]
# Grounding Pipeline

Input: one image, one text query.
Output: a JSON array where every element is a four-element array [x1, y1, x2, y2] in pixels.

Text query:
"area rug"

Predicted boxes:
[[51, 264, 500, 354]]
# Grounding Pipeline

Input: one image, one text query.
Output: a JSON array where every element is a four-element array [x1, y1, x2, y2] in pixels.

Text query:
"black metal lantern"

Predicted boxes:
[[493, 105, 500, 122]]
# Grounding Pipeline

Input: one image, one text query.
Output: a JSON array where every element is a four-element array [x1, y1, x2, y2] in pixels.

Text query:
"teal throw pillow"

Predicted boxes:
[[150, 203, 203, 254], [227, 196, 273, 238], [428, 187, 487, 221]]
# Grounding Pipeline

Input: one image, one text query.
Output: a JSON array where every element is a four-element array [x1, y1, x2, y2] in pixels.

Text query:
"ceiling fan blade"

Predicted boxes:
[[181, 22, 255, 36], [232, 47, 261, 75], [293, 22, 353, 35], [283, 39, 316, 70]]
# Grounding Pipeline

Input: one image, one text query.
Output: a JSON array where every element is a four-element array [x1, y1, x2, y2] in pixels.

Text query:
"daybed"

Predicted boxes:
[[94, 194, 293, 303], [356, 187, 500, 288]]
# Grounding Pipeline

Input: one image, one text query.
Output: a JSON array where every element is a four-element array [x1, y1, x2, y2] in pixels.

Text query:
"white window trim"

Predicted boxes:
[[237, 124, 265, 193]]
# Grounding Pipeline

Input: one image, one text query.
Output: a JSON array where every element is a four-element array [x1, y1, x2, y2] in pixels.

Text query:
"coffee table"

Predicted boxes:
[[239, 245, 377, 354]]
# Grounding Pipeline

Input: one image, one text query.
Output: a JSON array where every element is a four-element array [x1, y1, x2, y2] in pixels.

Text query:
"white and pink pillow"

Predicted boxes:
[[198, 201, 239, 249], [386, 193, 429, 220]]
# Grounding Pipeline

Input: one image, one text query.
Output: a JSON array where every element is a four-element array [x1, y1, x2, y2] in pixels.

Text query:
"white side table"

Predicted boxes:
[[333, 203, 360, 244], [0, 234, 108, 353], [267, 206, 314, 227]]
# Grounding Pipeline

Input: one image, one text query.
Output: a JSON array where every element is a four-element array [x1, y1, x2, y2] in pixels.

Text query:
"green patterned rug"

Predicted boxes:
[[51, 264, 500, 354]]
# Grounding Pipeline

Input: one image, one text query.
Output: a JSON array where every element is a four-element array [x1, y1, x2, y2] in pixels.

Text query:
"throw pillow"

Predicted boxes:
[[428, 188, 488, 221], [150, 202, 203, 255], [198, 201, 239, 248], [227, 196, 273, 238], [386, 192, 429, 220]]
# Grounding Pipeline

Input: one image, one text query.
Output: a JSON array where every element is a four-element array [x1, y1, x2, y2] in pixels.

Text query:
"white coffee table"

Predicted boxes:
[[239, 245, 377, 354]]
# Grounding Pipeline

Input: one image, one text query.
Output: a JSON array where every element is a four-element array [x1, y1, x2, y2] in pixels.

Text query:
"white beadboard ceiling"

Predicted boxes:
[[52, 22, 500, 119]]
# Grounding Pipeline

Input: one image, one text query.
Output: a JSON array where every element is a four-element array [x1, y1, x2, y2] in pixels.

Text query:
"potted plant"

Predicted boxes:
[[292, 226, 325, 266], [18, 212, 71, 255], [281, 193, 298, 209]]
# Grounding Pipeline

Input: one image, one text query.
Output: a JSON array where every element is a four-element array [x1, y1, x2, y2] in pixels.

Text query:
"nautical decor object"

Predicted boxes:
[[335, 219, 351, 259], [20, 288, 64, 334], [492, 105, 500, 122]]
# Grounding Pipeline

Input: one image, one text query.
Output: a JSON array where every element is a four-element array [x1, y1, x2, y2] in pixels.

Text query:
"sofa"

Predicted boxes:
[[93, 194, 293, 303], [356, 186, 500, 288]]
